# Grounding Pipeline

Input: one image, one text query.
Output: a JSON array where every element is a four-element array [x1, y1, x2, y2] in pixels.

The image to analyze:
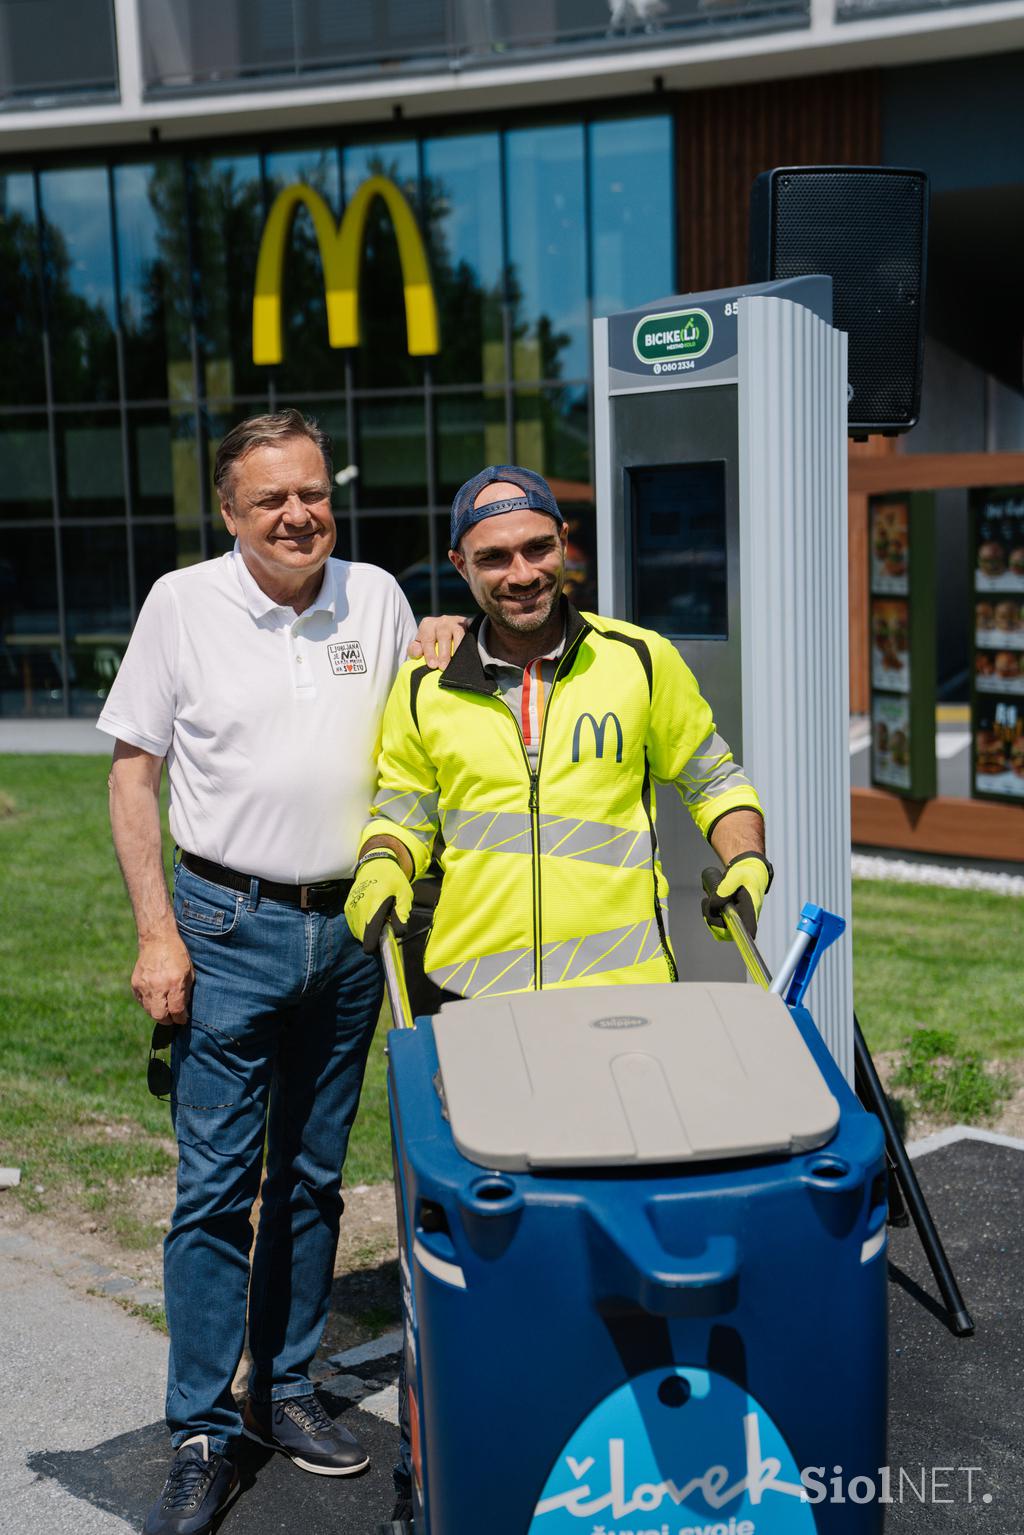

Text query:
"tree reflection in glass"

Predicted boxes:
[[189, 153, 267, 401], [114, 161, 193, 402], [39, 166, 118, 404], [0, 173, 46, 406]]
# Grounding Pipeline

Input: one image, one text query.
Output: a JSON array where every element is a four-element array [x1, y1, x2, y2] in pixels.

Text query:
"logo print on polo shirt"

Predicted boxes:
[[328, 641, 367, 676]]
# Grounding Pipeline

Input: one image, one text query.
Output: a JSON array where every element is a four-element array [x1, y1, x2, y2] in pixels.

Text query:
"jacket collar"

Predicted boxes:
[[439, 598, 590, 696]]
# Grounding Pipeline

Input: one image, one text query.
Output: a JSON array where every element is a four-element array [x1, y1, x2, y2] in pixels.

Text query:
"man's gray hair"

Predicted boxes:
[[213, 409, 333, 504]]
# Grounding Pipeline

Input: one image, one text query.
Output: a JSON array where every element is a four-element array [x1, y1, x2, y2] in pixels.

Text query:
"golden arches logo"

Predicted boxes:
[[252, 175, 439, 365]]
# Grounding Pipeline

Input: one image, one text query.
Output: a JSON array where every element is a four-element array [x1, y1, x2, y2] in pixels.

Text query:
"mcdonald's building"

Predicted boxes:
[[1, 0, 1023, 763]]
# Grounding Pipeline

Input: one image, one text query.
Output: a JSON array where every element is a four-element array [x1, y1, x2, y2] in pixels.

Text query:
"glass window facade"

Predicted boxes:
[[0, 114, 674, 718]]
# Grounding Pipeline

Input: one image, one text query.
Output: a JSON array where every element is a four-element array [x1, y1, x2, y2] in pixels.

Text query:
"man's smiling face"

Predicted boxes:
[[450, 486, 567, 635], [219, 434, 336, 593]]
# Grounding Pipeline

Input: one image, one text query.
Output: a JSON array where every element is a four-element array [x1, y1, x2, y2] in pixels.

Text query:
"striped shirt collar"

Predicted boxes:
[[477, 618, 566, 673]]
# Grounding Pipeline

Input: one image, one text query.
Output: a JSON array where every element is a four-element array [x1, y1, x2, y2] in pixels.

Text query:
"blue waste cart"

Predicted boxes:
[[386, 971, 887, 1535]]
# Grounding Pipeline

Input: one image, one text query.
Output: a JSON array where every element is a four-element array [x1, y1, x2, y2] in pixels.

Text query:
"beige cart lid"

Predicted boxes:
[[432, 982, 839, 1170]]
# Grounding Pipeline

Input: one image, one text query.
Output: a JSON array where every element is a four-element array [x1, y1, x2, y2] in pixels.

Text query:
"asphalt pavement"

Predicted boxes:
[[0, 1227, 403, 1535], [883, 1132, 1024, 1531], [0, 1237, 167, 1535], [4, 1129, 1022, 1535]]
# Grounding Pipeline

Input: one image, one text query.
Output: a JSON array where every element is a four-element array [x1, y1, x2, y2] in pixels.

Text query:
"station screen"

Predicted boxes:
[[627, 461, 728, 639]]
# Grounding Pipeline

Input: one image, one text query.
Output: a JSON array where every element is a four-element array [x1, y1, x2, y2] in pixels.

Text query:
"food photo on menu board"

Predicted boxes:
[[871, 598, 910, 692], [975, 647, 1024, 694], [872, 693, 912, 791], [871, 501, 909, 595], [975, 596, 1024, 651], [974, 494, 1024, 594], [974, 698, 1024, 800]]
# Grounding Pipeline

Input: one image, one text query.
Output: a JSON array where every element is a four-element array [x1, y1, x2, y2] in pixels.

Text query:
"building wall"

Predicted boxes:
[[3, 52, 1021, 725], [678, 70, 882, 293]]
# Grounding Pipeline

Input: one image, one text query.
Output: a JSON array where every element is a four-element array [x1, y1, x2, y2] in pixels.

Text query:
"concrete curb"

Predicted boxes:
[[906, 1122, 1024, 1158]]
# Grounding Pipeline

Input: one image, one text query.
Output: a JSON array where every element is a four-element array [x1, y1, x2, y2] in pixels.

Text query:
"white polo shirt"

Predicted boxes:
[[97, 550, 417, 883]]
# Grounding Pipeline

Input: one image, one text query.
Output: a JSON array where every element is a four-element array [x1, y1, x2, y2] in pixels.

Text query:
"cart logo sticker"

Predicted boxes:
[[329, 641, 367, 675], [633, 309, 713, 366], [592, 1015, 650, 1030], [572, 712, 624, 763], [530, 1367, 815, 1533]]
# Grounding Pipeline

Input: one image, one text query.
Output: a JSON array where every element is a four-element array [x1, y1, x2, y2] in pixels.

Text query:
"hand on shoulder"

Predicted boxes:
[[408, 614, 471, 670]]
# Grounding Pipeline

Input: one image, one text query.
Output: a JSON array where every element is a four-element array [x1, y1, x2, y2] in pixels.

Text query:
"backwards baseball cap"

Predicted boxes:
[[450, 464, 563, 550]]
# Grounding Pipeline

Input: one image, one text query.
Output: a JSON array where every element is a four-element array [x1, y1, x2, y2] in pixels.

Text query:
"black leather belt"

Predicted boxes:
[[180, 852, 352, 912]]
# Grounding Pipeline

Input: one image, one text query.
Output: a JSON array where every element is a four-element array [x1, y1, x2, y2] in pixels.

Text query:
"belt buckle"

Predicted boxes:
[[300, 881, 336, 911]]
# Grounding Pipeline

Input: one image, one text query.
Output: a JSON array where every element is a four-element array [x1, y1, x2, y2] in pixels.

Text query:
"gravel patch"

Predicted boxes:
[[852, 852, 1024, 898]]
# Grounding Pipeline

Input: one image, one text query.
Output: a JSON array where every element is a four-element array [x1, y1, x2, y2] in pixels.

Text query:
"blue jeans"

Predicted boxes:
[[164, 863, 382, 1457]]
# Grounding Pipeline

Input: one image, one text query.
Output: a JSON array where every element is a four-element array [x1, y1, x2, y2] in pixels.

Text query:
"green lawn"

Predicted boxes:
[[1, 753, 1020, 1246], [850, 879, 1022, 1057]]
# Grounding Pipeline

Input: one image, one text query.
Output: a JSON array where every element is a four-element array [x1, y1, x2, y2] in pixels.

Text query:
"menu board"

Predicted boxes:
[[971, 489, 1024, 801], [869, 495, 935, 799]]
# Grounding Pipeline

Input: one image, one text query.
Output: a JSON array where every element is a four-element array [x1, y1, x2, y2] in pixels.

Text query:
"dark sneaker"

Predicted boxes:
[[143, 1436, 240, 1535], [242, 1393, 369, 1476]]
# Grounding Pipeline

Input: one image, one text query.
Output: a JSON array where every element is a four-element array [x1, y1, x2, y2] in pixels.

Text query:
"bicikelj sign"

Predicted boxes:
[[252, 175, 440, 365], [632, 308, 714, 365]]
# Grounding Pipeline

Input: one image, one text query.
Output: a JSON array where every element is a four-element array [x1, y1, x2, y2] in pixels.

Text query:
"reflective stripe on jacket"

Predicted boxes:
[[365, 603, 762, 997]]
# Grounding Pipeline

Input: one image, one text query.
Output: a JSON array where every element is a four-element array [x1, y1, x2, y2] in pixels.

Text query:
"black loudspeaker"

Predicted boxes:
[[749, 166, 929, 437]]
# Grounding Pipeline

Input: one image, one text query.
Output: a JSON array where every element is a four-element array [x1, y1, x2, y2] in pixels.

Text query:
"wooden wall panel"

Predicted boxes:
[[852, 788, 1024, 862], [673, 73, 882, 712], [676, 72, 882, 293]]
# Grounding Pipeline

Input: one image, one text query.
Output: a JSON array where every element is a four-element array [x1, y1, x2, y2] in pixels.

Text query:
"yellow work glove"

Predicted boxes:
[[701, 854, 773, 942], [345, 851, 414, 954]]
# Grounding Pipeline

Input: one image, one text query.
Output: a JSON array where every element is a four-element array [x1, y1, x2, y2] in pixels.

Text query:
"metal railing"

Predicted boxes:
[[836, 0, 1014, 19], [0, 0, 118, 110], [138, 0, 809, 97]]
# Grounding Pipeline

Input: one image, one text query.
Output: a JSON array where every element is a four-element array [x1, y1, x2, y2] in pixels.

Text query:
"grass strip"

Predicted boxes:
[[851, 877, 1022, 1058]]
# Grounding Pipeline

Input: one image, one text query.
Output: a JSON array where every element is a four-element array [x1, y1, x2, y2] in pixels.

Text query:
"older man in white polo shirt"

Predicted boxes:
[[98, 410, 459, 1535]]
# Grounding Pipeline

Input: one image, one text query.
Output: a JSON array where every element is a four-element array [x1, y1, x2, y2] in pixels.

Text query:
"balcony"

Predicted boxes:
[[138, 0, 810, 97], [0, 0, 118, 110], [836, 0, 1010, 18]]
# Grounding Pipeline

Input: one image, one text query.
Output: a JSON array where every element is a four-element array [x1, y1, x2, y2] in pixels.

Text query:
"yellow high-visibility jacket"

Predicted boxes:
[[364, 603, 763, 998]]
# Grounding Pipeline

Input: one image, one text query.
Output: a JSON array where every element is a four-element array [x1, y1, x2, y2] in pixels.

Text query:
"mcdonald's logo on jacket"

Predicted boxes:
[[571, 710, 624, 763]]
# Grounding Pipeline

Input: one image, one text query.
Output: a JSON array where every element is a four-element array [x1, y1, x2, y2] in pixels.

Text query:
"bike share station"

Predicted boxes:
[[382, 277, 976, 1535]]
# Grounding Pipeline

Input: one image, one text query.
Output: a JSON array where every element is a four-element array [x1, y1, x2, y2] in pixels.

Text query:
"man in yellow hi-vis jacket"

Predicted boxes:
[[345, 464, 770, 1001], [348, 464, 771, 1525]]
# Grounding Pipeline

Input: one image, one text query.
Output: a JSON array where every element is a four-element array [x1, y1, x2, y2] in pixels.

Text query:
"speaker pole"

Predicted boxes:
[[854, 1044, 909, 1228], [853, 1011, 974, 1336]]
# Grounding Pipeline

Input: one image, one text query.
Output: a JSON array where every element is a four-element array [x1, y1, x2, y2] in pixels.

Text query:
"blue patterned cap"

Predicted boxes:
[[450, 465, 563, 549]]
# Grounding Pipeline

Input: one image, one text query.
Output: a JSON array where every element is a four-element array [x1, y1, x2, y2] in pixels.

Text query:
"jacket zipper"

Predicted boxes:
[[483, 691, 541, 986], [491, 631, 585, 990], [528, 766, 541, 988], [528, 635, 585, 989]]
